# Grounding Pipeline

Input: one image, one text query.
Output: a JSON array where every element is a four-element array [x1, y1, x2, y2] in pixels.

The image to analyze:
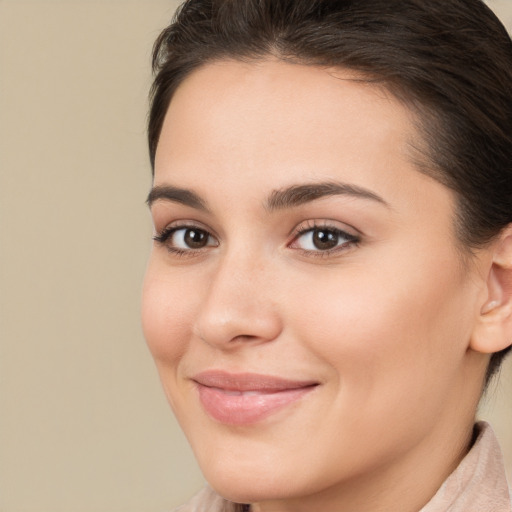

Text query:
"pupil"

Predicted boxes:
[[185, 229, 208, 248], [313, 229, 338, 250]]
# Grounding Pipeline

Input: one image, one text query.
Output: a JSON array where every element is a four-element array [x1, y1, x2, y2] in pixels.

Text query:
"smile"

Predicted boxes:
[[192, 371, 319, 426]]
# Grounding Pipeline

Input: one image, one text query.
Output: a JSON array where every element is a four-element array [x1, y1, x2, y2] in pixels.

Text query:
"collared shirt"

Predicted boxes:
[[420, 422, 511, 512], [176, 422, 511, 512]]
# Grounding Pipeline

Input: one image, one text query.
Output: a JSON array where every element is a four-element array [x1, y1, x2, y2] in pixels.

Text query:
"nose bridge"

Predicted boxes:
[[195, 245, 281, 347]]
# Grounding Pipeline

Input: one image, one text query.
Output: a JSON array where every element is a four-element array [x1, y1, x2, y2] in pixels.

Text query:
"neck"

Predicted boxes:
[[251, 423, 473, 512], [250, 360, 485, 512]]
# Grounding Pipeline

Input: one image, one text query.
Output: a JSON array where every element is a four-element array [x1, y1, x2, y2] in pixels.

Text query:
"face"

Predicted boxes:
[[142, 60, 487, 509]]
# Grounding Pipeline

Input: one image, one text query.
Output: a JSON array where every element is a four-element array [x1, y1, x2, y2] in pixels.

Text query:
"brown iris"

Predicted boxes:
[[312, 229, 340, 250], [184, 228, 209, 249]]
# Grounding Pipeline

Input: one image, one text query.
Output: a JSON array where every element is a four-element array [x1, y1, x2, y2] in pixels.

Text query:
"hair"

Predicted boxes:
[[148, 0, 512, 383]]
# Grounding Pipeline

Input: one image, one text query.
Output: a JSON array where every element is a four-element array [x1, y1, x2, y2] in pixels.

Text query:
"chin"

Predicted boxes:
[[196, 452, 299, 504], [198, 448, 334, 506], [207, 475, 294, 505]]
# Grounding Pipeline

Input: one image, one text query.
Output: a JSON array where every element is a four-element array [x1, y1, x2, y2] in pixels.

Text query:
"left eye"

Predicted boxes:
[[292, 227, 358, 251]]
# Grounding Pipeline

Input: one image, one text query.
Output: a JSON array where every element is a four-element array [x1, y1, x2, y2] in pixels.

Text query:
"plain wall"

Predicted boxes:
[[0, 1, 511, 511]]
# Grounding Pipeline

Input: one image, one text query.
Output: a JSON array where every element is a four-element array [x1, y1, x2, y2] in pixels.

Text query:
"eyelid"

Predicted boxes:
[[288, 219, 361, 255], [154, 219, 218, 239], [153, 220, 219, 254], [289, 219, 360, 239], [153, 218, 361, 258]]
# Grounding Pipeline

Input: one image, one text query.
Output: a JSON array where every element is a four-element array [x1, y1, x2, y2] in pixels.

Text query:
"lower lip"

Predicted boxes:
[[196, 384, 316, 425]]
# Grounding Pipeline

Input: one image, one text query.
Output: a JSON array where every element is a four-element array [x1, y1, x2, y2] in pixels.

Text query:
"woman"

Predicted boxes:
[[142, 0, 512, 510]]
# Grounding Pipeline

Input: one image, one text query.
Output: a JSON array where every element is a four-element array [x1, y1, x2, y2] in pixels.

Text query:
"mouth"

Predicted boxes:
[[192, 370, 319, 425]]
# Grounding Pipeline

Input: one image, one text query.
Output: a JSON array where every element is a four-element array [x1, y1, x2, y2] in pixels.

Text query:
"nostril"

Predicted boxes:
[[193, 271, 283, 347], [231, 334, 261, 343]]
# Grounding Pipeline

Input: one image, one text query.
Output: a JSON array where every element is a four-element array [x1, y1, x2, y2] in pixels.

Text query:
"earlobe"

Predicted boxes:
[[470, 225, 512, 354]]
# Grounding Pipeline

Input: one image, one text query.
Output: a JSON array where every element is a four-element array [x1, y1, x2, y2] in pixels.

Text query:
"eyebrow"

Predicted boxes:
[[265, 181, 389, 211], [146, 181, 388, 212], [146, 185, 209, 211]]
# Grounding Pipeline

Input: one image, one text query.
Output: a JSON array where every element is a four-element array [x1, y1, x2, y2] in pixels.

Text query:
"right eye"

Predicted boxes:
[[154, 225, 218, 253]]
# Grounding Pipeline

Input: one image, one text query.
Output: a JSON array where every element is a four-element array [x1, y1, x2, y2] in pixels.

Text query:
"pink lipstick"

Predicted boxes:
[[193, 371, 318, 425]]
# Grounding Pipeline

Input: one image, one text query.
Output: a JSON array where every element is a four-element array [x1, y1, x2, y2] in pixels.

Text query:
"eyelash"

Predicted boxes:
[[153, 221, 360, 258], [290, 221, 360, 258], [153, 223, 217, 257]]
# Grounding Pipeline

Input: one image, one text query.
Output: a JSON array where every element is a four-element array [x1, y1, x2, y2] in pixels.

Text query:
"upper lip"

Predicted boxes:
[[192, 370, 319, 392]]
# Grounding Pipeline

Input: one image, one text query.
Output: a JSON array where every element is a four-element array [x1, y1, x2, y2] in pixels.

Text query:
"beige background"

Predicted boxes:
[[0, 1, 511, 511]]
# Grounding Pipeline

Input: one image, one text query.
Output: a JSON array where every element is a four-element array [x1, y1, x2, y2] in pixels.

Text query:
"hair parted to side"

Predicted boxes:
[[148, 0, 512, 382]]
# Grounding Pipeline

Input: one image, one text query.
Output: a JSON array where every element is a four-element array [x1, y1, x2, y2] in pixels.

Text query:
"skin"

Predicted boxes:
[[142, 60, 503, 512]]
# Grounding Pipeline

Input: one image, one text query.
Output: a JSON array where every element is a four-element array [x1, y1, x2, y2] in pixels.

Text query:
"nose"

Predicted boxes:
[[194, 251, 283, 349]]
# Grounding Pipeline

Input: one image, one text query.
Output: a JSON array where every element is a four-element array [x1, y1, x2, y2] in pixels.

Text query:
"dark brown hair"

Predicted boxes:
[[148, 0, 512, 381]]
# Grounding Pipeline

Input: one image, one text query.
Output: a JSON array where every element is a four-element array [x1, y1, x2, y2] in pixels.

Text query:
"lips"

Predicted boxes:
[[192, 370, 318, 425]]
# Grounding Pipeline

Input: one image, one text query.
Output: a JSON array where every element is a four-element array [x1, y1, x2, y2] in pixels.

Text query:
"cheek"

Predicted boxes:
[[141, 262, 196, 365], [285, 248, 472, 408]]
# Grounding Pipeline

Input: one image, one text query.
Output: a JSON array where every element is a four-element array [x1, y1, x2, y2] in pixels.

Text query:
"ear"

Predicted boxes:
[[470, 225, 512, 354]]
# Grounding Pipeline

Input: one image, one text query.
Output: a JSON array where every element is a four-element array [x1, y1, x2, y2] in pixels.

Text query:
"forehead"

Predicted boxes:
[[155, 59, 420, 177], [153, 59, 449, 227]]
